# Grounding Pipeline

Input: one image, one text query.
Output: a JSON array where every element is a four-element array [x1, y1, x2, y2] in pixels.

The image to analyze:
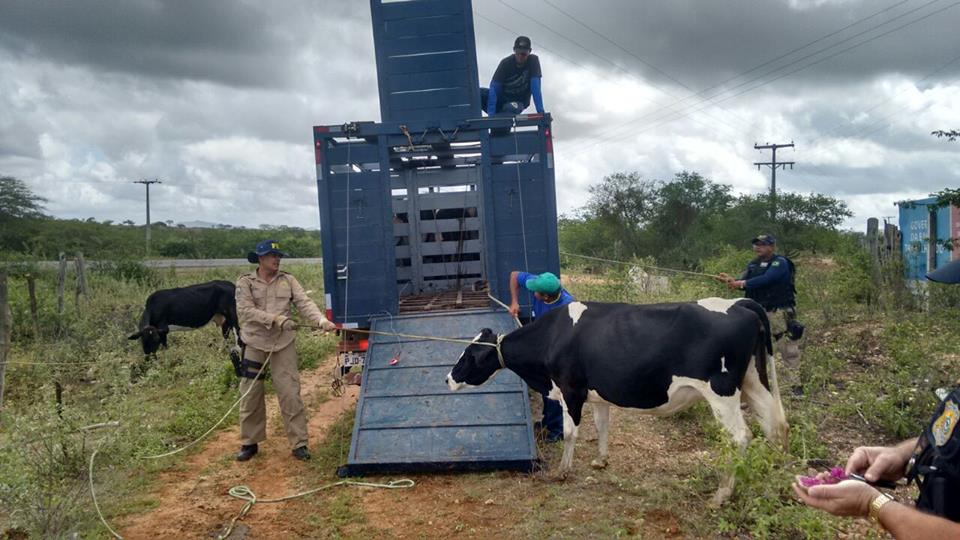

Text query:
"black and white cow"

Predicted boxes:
[[446, 297, 788, 504], [127, 280, 242, 370]]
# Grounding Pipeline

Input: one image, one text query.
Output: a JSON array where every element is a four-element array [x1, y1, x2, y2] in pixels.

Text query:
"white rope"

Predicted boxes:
[[137, 337, 277, 460], [513, 117, 531, 272], [89, 446, 123, 539], [559, 250, 720, 279], [218, 479, 415, 540], [487, 292, 522, 328]]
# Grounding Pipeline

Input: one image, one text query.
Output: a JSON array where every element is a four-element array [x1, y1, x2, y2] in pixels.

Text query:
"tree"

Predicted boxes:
[[0, 176, 46, 222], [715, 192, 852, 253], [643, 171, 733, 265], [932, 188, 960, 208], [932, 129, 959, 141]]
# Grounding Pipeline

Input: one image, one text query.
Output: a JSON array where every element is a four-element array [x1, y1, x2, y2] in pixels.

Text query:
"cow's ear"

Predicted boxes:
[[127, 331, 142, 340], [158, 325, 170, 335], [480, 328, 495, 340]]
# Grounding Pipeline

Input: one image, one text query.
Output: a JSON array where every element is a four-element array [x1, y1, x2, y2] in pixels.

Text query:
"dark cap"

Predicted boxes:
[[751, 233, 777, 246], [247, 239, 288, 264], [926, 259, 960, 284], [514, 36, 532, 51]]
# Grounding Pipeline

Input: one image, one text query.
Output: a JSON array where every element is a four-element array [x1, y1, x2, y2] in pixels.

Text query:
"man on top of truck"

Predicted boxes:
[[481, 36, 545, 116]]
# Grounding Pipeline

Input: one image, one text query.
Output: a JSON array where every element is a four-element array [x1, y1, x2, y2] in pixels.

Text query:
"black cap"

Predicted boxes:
[[751, 233, 777, 246], [514, 36, 532, 51], [927, 259, 960, 284]]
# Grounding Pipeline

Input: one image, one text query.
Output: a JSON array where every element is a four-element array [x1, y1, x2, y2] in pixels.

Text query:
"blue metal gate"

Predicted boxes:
[[338, 309, 537, 475]]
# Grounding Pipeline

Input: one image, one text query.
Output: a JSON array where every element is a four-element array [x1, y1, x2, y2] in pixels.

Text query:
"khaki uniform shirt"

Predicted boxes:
[[236, 270, 328, 351]]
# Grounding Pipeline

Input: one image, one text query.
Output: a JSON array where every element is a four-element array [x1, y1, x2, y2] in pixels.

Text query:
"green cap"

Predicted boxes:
[[525, 272, 560, 295]]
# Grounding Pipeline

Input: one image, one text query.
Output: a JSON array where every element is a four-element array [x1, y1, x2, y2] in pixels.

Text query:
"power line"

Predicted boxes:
[[626, 0, 946, 131], [538, 0, 753, 127], [490, 0, 752, 133], [561, 0, 960, 158], [627, 0, 914, 119], [564, 0, 954, 156], [472, 10, 745, 138], [805, 50, 960, 147]]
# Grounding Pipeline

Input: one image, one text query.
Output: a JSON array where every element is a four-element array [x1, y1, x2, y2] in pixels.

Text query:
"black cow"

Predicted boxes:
[[447, 297, 788, 504], [127, 280, 242, 370]]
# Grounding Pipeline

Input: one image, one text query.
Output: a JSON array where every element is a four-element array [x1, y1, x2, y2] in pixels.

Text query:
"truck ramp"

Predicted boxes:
[[337, 309, 537, 476]]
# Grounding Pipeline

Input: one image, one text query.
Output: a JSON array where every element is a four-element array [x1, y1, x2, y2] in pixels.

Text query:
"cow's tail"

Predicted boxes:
[[737, 299, 777, 398]]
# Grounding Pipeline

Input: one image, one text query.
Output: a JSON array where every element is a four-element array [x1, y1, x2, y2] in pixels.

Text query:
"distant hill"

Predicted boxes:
[[177, 220, 220, 229]]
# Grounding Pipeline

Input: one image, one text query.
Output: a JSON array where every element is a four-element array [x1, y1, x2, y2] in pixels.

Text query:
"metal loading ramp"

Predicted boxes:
[[337, 309, 537, 476]]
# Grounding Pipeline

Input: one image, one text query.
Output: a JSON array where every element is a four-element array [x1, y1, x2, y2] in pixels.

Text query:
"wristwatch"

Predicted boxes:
[[868, 492, 894, 524]]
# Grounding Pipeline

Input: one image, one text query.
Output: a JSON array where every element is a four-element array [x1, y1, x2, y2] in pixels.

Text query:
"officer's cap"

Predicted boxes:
[[751, 233, 777, 246], [247, 239, 288, 264]]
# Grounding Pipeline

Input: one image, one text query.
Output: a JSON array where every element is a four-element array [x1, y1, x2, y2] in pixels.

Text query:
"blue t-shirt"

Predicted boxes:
[[517, 271, 576, 319]]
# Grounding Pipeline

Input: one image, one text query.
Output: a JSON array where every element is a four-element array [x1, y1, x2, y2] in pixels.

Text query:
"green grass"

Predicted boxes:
[[3, 252, 958, 538], [0, 261, 331, 537]]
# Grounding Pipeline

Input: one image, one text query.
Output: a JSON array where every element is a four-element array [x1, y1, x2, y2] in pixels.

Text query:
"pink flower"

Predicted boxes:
[[798, 467, 848, 487]]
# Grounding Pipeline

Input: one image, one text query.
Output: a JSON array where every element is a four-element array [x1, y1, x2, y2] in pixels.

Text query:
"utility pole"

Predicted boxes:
[[133, 179, 162, 256], [754, 142, 795, 221]]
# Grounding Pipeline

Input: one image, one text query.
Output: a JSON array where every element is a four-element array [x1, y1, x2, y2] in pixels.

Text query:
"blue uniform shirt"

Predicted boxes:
[[517, 271, 576, 319], [742, 255, 791, 290]]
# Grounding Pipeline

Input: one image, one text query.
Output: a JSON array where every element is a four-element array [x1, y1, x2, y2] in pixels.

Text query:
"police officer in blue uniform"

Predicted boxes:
[[793, 259, 960, 537], [719, 233, 802, 369]]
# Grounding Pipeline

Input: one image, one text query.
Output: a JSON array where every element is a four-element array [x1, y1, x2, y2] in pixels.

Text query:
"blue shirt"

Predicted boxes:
[[517, 271, 576, 319], [742, 255, 791, 290]]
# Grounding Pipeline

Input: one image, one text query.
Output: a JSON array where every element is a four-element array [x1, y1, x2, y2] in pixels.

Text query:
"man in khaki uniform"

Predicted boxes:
[[235, 239, 336, 461]]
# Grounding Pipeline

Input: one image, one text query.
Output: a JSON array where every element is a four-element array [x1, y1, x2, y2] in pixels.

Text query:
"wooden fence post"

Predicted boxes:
[[27, 273, 40, 338], [867, 218, 880, 285], [76, 252, 88, 295], [0, 272, 11, 413], [56, 252, 67, 315], [74, 252, 88, 315]]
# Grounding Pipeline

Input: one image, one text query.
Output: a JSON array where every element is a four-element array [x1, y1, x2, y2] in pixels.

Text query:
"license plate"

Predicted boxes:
[[340, 351, 365, 367]]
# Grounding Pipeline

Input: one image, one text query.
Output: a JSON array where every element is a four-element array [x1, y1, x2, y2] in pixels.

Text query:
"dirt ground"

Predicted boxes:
[[118, 352, 712, 540], [119, 356, 360, 539], [115, 345, 882, 539]]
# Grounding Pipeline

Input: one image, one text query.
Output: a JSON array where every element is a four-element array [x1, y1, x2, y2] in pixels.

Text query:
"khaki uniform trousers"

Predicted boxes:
[[768, 308, 801, 370], [239, 342, 308, 449]]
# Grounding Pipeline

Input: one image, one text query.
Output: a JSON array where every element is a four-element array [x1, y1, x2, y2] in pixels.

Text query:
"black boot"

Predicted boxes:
[[236, 444, 258, 461], [292, 446, 311, 461]]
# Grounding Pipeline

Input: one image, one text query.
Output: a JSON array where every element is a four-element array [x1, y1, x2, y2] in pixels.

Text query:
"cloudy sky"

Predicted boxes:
[[1, 0, 958, 231]]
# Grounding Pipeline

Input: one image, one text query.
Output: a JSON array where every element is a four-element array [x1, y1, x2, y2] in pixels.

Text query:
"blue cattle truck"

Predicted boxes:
[[314, 0, 559, 474]]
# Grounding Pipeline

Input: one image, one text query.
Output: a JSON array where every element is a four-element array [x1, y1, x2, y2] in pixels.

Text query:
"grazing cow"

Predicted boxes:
[[446, 297, 788, 504], [127, 280, 243, 372]]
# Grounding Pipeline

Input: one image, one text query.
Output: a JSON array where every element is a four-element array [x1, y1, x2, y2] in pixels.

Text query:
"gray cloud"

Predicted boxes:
[[0, 0, 957, 232]]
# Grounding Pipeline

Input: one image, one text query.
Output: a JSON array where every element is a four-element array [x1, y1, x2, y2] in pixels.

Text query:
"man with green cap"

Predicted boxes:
[[508, 270, 575, 442], [234, 240, 337, 462]]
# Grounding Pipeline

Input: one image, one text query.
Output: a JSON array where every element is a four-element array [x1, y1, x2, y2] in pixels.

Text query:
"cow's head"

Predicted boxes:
[[127, 325, 168, 355], [446, 328, 501, 391]]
